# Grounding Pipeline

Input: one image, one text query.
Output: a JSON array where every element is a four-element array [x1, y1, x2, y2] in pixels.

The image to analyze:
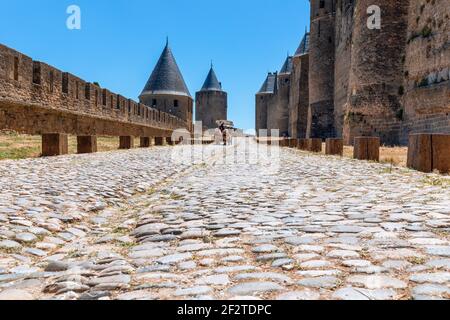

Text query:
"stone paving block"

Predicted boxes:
[[119, 136, 134, 149], [166, 137, 174, 146], [77, 136, 97, 154], [325, 138, 343, 156], [307, 138, 322, 153], [433, 134, 450, 173], [280, 139, 289, 147], [42, 134, 68, 157], [407, 134, 450, 173], [288, 139, 298, 148], [353, 137, 380, 161], [139, 137, 151, 148], [297, 139, 308, 150], [154, 137, 165, 146]]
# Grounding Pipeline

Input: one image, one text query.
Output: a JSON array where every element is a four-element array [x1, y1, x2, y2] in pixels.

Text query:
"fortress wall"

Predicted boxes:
[[402, 0, 450, 141], [288, 59, 299, 139], [308, 0, 336, 139], [255, 95, 267, 136], [289, 54, 309, 138], [343, 0, 410, 146], [274, 74, 290, 137], [0, 43, 185, 136], [266, 93, 284, 136], [334, 0, 354, 138]]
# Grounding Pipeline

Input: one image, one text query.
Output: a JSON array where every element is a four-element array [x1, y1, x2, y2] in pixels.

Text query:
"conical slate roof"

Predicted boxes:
[[279, 56, 293, 75], [295, 32, 310, 56], [200, 66, 223, 91], [257, 73, 277, 94], [140, 43, 191, 98]]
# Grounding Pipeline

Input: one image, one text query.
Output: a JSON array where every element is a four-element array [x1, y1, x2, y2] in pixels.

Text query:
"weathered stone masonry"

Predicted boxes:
[[289, 47, 309, 139], [256, 0, 450, 146], [0, 44, 187, 152], [401, 0, 450, 144], [308, 0, 336, 140]]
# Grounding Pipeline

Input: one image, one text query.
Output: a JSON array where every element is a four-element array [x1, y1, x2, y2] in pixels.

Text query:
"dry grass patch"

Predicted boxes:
[[343, 145, 407, 167], [0, 131, 142, 161]]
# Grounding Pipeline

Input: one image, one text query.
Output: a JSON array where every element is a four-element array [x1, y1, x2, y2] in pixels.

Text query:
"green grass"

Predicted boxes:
[[421, 176, 450, 187], [0, 146, 41, 160]]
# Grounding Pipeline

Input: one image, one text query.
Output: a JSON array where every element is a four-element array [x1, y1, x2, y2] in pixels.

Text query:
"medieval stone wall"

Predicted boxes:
[[272, 73, 290, 137], [334, 0, 354, 138], [343, 0, 410, 146], [308, 0, 336, 139], [266, 94, 284, 137], [255, 94, 269, 136], [0, 44, 186, 137], [289, 54, 309, 138], [257, 0, 449, 145], [402, 0, 450, 140]]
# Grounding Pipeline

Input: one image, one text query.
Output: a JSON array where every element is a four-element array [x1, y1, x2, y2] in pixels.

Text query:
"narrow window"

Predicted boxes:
[[102, 89, 107, 106], [95, 90, 98, 106], [75, 82, 79, 99], [110, 95, 113, 108], [152, 99, 157, 107], [318, 20, 321, 37], [49, 71, 54, 93], [13, 57, 19, 81], [32, 61, 41, 85], [85, 83, 91, 100], [174, 99, 179, 107], [128, 100, 131, 113], [320, 0, 325, 9], [62, 73, 69, 94], [116, 95, 120, 109]]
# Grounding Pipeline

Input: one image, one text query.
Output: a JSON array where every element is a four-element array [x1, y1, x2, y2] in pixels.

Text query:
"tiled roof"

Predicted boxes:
[[257, 72, 277, 94], [200, 66, 223, 91], [140, 43, 191, 98], [295, 32, 310, 57]]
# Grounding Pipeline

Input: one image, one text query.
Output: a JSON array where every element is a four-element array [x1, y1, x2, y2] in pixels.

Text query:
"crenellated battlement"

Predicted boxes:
[[0, 43, 187, 138]]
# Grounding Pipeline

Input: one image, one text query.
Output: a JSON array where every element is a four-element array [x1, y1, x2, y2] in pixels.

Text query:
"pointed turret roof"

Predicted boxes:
[[279, 56, 293, 75], [200, 66, 223, 91], [257, 72, 277, 94], [140, 42, 191, 98], [295, 32, 310, 57]]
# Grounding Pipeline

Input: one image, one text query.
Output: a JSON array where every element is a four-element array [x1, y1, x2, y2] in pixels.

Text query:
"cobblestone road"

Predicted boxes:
[[0, 140, 449, 300]]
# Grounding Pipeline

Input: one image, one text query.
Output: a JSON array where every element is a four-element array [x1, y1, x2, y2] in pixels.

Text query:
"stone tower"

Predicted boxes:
[[274, 56, 293, 137], [307, 0, 336, 139], [343, 0, 410, 145], [255, 72, 277, 137], [139, 41, 193, 131], [334, 0, 354, 138], [195, 65, 228, 130], [289, 30, 310, 138], [266, 57, 291, 137]]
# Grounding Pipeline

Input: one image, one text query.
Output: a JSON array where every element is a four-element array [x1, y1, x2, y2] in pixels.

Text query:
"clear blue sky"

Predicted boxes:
[[0, 0, 309, 130]]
